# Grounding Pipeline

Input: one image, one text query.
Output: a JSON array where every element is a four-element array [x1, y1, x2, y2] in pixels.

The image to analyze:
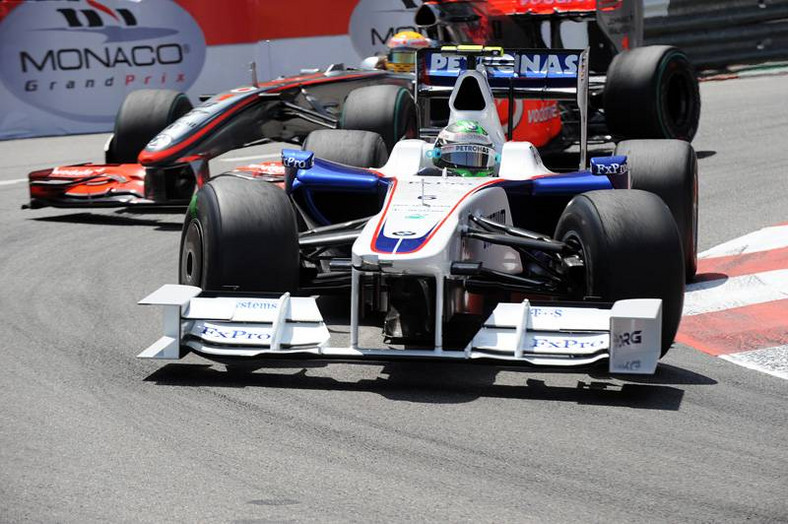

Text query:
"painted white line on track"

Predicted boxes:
[[683, 269, 788, 316], [721, 346, 788, 381], [219, 153, 281, 162], [700, 224, 788, 258], [0, 178, 26, 186]]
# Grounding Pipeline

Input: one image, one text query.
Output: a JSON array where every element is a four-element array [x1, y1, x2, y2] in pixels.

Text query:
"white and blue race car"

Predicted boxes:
[[140, 46, 698, 375]]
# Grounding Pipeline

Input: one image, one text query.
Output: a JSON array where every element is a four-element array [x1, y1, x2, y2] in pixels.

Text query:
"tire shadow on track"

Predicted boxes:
[[142, 360, 716, 411], [31, 212, 183, 231]]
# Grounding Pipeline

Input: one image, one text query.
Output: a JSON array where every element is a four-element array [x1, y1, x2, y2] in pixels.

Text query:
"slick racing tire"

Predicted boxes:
[[341, 85, 417, 153], [179, 175, 299, 292], [617, 139, 699, 281], [108, 89, 193, 164], [555, 190, 685, 357], [604, 45, 700, 141], [303, 129, 389, 168]]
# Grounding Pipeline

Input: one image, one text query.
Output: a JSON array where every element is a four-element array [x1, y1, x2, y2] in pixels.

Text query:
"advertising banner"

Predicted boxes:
[[0, 0, 417, 139], [0, 0, 665, 140]]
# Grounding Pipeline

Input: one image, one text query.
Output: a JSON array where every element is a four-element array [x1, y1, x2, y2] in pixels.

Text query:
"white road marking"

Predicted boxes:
[[700, 224, 788, 258], [0, 178, 26, 186], [683, 269, 788, 316], [721, 346, 788, 381], [219, 153, 281, 162]]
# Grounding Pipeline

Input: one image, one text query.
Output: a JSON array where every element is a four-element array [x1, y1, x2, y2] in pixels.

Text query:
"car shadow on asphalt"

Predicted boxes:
[[32, 211, 183, 231], [143, 359, 716, 411]]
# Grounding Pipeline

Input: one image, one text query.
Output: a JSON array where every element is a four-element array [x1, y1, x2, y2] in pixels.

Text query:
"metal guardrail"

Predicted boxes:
[[644, 0, 788, 69]]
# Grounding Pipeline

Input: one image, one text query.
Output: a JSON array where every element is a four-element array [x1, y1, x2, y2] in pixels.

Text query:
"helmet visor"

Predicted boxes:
[[388, 49, 416, 66], [438, 143, 496, 170]]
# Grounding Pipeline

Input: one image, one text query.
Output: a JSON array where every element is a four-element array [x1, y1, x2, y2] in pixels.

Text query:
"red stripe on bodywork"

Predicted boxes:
[[371, 179, 503, 254], [695, 247, 788, 282], [138, 95, 258, 165], [369, 178, 399, 252], [487, 0, 596, 15], [676, 299, 788, 356]]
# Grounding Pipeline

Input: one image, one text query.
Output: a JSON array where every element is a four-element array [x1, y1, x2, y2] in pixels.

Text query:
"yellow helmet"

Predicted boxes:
[[386, 31, 430, 73]]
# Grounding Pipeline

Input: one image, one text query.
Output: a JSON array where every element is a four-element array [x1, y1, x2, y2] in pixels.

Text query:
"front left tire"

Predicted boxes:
[[108, 89, 192, 164], [179, 176, 299, 293]]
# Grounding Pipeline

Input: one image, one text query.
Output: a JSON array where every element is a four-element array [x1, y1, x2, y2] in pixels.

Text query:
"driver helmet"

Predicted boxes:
[[430, 120, 498, 177], [385, 31, 430, 73]]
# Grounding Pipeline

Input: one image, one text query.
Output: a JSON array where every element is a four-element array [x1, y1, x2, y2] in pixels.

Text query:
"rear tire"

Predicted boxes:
[[341, 85, 416, 153], [617, 139, 698, 281], [302, 129, 388, 168], [555, 190, 685, 356], [109, 89, 192, 163], [179, 176, 299, 292], [604, 46, 700, 141]]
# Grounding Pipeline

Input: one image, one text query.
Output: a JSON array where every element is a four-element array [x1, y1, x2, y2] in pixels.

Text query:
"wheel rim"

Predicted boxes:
[[180, 220, 204, 287], [562, 232, 591, 299], [666, 70, 691, 129]]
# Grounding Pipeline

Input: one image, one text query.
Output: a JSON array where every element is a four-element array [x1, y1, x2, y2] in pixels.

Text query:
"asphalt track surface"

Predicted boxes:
[[1, 75, 787, 523]]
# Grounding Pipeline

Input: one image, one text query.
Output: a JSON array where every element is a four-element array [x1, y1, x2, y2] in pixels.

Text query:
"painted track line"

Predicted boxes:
[[721, 346, 788, 380], [683, 270, 788, 316], [0, 178, 26, 186], [701, 223, 788, 257]]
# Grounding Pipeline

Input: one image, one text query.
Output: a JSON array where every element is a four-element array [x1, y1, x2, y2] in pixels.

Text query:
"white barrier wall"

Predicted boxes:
[[0, 0, 667, 140]]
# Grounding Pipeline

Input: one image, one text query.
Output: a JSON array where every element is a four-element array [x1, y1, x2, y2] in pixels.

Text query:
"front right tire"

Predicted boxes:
[[555, 190, 685, 356]]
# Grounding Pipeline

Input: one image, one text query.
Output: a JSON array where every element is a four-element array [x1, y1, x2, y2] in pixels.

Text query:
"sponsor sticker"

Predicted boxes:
[[235, 300, 279, 311], [196, 323, 272, 343], [517, 53, 579, 78], [530, 336, 606, 350], [52, 166, 104, 178], [531, 307, 564, 319], [614, 330, 643, 348], [282, 149, 314, 170], [427, 50, 580, 79], [591, 156, 628, 176]]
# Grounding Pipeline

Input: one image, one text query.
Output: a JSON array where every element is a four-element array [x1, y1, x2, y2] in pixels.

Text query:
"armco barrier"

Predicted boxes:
[[645, 0, 788, 68]]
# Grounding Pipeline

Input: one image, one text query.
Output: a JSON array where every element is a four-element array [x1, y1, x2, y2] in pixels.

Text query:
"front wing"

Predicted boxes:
[[139, 285, 662, 374], [27, 164, 151, 208]]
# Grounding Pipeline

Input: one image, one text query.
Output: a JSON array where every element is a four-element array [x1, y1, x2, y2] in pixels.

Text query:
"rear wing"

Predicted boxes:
[[416, 46, 590, 168]]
